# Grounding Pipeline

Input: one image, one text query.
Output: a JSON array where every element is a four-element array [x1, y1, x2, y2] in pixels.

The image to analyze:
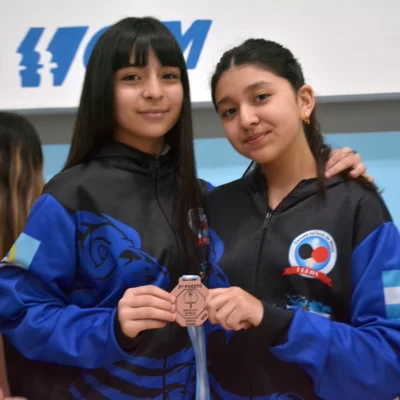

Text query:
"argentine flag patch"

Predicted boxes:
[[382, 270, 400, 320], [3, 233, 41, 269]]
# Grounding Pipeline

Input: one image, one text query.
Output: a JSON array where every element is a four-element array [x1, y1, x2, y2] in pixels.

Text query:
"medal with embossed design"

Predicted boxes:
[[171, 275, 208, 327]]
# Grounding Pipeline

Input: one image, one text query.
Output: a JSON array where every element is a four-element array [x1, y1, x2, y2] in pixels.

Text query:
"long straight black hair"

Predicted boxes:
[[211, 38, 377, 193], [64, 17, 204, 273]]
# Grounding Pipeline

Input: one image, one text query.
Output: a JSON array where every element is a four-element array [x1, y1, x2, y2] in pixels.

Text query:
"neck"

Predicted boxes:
[[261, 134, 318, 210], [114, 129, 165, 156]]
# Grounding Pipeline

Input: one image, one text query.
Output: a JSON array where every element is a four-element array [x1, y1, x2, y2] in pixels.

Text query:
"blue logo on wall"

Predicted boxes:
[[17, 20, 212, 88]]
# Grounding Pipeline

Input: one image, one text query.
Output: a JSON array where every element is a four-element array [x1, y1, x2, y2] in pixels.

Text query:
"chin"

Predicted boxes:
[[138, 126, 173, 140], [244, 148, 279, 165]]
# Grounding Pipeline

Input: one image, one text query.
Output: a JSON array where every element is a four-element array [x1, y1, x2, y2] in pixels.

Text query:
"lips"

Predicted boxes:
[[138, 109, 169, 120], [139, 109, 168, 114], [245, 132, 269, 144]]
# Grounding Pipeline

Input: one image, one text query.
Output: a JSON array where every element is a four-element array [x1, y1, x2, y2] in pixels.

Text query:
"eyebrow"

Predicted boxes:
[[121, 63, 180, 69], [216, 80, 273, 109]]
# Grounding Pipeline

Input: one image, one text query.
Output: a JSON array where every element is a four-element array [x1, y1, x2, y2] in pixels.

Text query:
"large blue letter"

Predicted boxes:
[[47, 27, 88, 86], [164, 20, 212, 69], [83, 26, 109, 68], [17, 27, 45, 88]]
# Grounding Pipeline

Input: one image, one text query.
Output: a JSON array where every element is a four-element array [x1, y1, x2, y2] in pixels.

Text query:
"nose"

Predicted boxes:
[[239, 104, 259, 130], [143, 76, 164, 100]]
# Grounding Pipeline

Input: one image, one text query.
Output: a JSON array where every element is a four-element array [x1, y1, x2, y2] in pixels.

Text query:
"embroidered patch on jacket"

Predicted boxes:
[[285, 294, 332, 319], [4, 232, 41, 269], [382, 270, 400, 320], [282, 230, 337, 287], [188, 207, 210, 246]]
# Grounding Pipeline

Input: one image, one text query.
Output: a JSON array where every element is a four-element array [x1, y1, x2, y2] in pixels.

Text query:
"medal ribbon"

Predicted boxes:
[[183, 274, 210, 400]]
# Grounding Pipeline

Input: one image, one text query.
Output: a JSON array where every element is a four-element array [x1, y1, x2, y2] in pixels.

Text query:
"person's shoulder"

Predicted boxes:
[[44, 163, 88, 192], [197, 178, 215, 195], [204, 177, 250, 224], [340, 179, 391, 222], [208, 174, 249, 197], [338, 179, 393, 248], [198, 177, 245, 202], [43, 162, 99, 212], [207, 177, 246, 203]]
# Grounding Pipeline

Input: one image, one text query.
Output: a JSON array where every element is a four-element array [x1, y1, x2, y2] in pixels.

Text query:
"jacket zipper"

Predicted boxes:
[[248, 211, 272, 398], [154, 156, 179, 400], [254, 212, 272, 295]]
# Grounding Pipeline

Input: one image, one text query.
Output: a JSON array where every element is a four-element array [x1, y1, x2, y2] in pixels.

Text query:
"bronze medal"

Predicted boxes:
[[171, 276, 208, 327]]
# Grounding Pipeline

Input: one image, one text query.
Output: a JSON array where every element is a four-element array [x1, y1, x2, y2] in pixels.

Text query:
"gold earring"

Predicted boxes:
[[303, 113, 310, 125]]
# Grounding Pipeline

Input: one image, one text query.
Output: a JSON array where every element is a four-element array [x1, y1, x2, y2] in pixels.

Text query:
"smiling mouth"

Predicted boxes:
[[245, 132, 269, 144], [139, 110, 168, 114], [138, 110, 169, 119]]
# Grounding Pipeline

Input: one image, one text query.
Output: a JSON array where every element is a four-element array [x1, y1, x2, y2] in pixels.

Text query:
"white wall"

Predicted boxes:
[[1, 0, 400, 111]]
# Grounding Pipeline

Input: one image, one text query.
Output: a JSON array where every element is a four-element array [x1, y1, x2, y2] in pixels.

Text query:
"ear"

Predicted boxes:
[[297, 84, 315, 120]]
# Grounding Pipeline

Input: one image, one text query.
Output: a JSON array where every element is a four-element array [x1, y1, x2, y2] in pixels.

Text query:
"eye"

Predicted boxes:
[[221, 108, 236, 118], [255, 93, 269, 102], [122, 74, 141, 81], [162, 73, 180, 80]]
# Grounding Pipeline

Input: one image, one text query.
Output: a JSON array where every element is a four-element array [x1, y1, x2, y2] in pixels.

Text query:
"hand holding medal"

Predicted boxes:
[[118, 286, 176, 338]]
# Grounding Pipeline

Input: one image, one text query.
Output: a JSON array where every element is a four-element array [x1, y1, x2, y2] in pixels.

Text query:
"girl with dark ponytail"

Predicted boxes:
[[204, 38, 400, 399]]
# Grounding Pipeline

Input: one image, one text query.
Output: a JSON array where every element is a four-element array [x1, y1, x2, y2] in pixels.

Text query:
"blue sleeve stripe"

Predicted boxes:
[[382, 270, 400, 320], [382, 270, 400, 288], [385, 304, 400, 320]]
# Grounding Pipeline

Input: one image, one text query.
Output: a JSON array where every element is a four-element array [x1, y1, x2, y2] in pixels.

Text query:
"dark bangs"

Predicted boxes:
[[110, 17, 186, 72], [64, 16, 190, 170]]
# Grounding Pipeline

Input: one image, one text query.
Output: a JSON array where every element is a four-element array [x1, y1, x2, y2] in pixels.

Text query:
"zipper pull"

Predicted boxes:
[[155, 156, 160, 169], [263, 212, 271, 227]]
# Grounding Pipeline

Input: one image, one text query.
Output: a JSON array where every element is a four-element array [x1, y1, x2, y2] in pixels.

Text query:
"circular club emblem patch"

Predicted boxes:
[[283, 230, 337, 287]]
